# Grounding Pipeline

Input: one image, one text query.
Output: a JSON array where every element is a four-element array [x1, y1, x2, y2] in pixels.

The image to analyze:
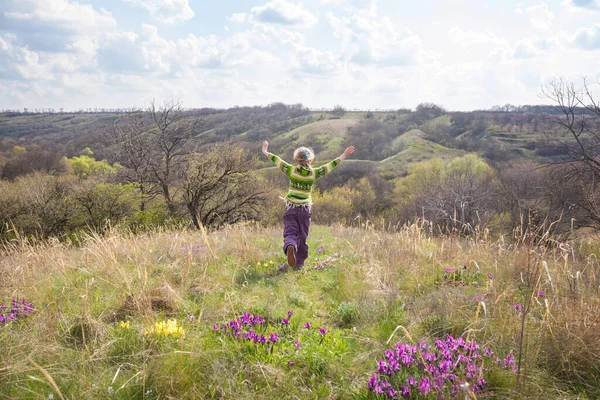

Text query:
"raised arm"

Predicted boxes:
[[262, 140, 291, 173], [316, 146, 355, 178]]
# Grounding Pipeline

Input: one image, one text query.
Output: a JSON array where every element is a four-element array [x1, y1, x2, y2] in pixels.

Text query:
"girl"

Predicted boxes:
[[262, 140, 355, 268]]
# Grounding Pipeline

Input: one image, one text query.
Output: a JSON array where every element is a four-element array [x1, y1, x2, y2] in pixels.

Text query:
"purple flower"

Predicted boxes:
[[287, 310, 293, 317], [407, 376, 415, 386], [463, 265, 468, 270], [188, 315, 195, 322], [304, 322, 311, 329], [319, 327, 327, 336], [367, 374, 379, 390], [538, 291, 545, 297], [288, 361, 295, 367], [282, 318, 290, 326], [400, 385, 411, 398], [317, 246, 326, 253], [269, 333, 279, 343], [418, 377, 432, 395], [513, 303, 524, 312], [444, 268, 454, 274], [488, 273, 494, 280], [294, 340, 302, 349]]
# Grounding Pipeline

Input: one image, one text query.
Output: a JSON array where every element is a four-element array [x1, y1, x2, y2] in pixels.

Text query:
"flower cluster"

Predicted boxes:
[[213, 312, 277, 345], [0, 298, 34, 324], [314, 256, 337, 271], [145, 319, 184, 338], [367, 335, 516, 399], [256, 260, 275, 268], [117, 320, 131, 330]]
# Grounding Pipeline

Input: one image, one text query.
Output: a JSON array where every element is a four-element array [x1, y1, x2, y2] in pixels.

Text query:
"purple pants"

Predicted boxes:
[[283, 206, 312, 267]]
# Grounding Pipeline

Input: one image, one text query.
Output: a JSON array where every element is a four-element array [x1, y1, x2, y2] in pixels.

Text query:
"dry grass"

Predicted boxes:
[[1, 222, 599, 399]]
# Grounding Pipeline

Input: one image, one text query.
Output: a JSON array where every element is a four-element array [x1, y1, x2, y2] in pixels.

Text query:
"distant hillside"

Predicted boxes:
[[0, 104, 569, 182]]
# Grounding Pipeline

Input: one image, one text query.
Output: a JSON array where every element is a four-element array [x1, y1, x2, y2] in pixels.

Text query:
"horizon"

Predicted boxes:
[[1, 0, 600, 111]]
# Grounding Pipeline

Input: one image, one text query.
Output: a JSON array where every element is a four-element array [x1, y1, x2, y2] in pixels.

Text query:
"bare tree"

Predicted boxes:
[[541, 77, 600, 228], [110, 101, 203, 214], [111, 113, 159, 211], [182, 143, 269, 229]]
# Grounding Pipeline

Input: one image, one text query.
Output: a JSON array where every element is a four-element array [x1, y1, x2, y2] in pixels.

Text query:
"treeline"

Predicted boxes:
[[296, 155, 599, 237], [0, 102, 273, 241]]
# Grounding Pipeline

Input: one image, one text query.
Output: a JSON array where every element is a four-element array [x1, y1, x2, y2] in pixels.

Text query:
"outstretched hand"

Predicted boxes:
[[340, 145, 355, 160], [262, 140, 269, 156]]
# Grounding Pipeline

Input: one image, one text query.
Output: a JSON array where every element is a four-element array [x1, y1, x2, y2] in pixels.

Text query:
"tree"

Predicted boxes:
[[332, 105, 346, 117], [110, 101, 203, 214], [394, 155, 500, 233], [181, 143, 269, 229], [110, 112, 160, 211], [541, 77, 600, 228]]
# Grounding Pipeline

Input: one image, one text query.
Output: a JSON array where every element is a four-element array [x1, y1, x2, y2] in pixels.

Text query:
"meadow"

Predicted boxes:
[[1, 222, 599, 399]]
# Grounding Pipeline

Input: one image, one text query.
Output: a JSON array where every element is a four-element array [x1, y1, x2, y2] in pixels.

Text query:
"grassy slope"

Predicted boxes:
[[265, 114, 464, 177], [1, 225, 598, 399]]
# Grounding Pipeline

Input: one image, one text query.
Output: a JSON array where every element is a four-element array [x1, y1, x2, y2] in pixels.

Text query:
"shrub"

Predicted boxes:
[[334, 301, 359, 327]]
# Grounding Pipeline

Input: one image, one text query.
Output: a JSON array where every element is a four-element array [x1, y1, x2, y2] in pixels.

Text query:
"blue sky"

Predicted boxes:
[[1, 0, 599, 111]]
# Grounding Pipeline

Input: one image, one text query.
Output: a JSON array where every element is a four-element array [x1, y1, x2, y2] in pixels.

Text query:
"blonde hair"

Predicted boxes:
[[293, 146, 314, 166]]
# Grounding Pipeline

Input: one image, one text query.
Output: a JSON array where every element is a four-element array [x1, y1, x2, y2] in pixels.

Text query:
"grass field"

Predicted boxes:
[[1, 222, 599, 399]]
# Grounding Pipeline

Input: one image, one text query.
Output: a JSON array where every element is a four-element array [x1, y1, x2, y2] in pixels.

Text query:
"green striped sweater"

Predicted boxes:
[[268, 152, 341, 206]]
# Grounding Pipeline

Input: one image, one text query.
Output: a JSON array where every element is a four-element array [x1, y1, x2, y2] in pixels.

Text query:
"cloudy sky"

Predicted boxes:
[[0, 0, 599, 111]]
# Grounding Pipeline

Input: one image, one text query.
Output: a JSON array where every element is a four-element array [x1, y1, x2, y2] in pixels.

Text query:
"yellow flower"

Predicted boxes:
[[269, 260, 274, 265], [146, 319, 184, 338], [117, 320, 130, 330]]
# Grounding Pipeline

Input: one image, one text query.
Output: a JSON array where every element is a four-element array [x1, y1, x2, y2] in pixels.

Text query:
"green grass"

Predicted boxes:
[[1, 223, 599, 399]]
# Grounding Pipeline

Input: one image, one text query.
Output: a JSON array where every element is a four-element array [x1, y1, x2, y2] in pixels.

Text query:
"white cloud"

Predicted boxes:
[[570, 24, 600, 49], [248, 0, 318, 27], [326, 11, 431, 66], [0, 34, 49, 81], [526, 4, 554, 31], [228, 13, 247, 23], [0, 0, 116, 52], [448, 26, 506, 49], [123, 0, 194, 24]]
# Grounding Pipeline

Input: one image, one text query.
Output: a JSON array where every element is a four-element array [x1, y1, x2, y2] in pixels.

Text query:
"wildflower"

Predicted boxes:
[[212, 324, 219, 332], [188, 315, 195, 322], [538, 291, 545, 297], [444, 268, 454, 274], [488, 273, 493, 280], [108, 386, 114, 394], [48, 395, 54, 400], [269, 333, 279, 343], [319, 327, 327, 336], [288, 361, 295, 367], [282, 318, 290, 325], [117, 320, 130, 330], [418, 377, 432, 395], [400, 385, 411, 398], [304, 322, 311, 329], [317, 246, 326, 253], [147, 319, 184, 338], [463, 265, 468, 270], [287, 310, 293, 317], [512, 303, 524, 312], [269, 260, 274, 265], [294, 340, 301, 349]]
